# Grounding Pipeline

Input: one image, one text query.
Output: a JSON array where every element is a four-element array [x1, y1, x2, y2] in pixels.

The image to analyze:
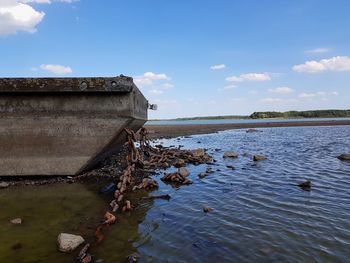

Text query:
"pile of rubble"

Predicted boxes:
[[77, 127, 212, 263]]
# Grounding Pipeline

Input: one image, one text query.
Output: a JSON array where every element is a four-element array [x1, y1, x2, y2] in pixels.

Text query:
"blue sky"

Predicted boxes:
[[1, 0, 349, 119]]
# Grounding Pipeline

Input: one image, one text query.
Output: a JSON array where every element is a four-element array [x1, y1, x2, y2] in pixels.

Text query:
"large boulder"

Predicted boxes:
[[338, 154, 350, 161], [57, 233, 84, 252]]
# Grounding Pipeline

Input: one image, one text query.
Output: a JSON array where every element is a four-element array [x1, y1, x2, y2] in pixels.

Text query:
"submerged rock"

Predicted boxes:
[[126, 253, 140, 263], [203, 206, 213, 213], [198, 172, 209, 179], [223, 151, 239, 158], [57, 233, 84, 252], [10, 218, 22, 225], [0, 182, 9, 188], [253, 155, 267, 161], [298, 180, 312, 190], [338, 153, 350, 161], [246, 128, 261, 133]]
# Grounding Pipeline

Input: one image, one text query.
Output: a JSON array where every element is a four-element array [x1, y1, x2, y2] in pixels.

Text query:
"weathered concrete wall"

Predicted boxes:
[[0, 77, 148, 176]]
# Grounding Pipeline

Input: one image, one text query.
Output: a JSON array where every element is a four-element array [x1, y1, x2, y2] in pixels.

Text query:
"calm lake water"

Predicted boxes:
[[1, 125, 350, 262], [146, 117, 350, 125]]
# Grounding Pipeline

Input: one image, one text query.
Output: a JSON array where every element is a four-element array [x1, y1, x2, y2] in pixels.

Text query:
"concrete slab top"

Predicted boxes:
[[0, 75, 134, 93]]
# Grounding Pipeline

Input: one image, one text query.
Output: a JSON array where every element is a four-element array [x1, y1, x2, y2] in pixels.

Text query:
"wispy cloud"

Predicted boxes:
[[305, 48, 329, 54], [161, 83, 174, 89], [268, 87, 294, 94], [260, 97, 284, 104], [40, 64, 72, 74], [226, 73, 271, 82], [218, 84, 236, 91], [210, 64, 226, 70], [298, 91, 339, 98], [293, 56, 350, 73], [149, 89, 164, 95]]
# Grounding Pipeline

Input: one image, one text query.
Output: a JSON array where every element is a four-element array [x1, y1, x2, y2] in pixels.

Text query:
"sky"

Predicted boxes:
[[0, 0, 350, 119]]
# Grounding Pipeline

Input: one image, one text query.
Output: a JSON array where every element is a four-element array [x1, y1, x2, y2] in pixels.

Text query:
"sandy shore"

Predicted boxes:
[[145, 120, 350, 139]]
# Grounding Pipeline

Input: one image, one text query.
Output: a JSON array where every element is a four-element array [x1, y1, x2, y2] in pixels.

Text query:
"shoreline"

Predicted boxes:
[[145, 120, 350, 139]]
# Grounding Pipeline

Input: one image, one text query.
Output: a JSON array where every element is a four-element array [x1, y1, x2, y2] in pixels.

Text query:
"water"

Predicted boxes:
[[146, 117, 350, 125], [1, 125, 350, 262]]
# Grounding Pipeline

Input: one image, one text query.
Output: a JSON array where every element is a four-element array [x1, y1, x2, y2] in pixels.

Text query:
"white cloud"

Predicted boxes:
[[149, 89, 164, 95], [298, 91, 339, 98], [0, 2, 45, 35], [226, 73, 271, 82], [305, 48, 329, 54], [293, 56, 350, 73], [210, 64, 226, 70], [268, 86, 294, 94], [161, 83, 174, 89], [260, 97, 284, 104], [40, 64, 72, 74], [218, 84, 236, 91], [134, 72, 170, 87], [21, 0, 79, 3], [0, 0, 78, 36]]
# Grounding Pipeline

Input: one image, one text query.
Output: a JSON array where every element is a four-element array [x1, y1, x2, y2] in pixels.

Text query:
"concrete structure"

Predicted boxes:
[[0, 76, 148, 176]]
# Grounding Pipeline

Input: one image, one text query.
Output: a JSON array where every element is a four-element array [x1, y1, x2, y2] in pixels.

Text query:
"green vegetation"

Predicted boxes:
[[174, 115, 249, 121], [249, 110, 350, 119]]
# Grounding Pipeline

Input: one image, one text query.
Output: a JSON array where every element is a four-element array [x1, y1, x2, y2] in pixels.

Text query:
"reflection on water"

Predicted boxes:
[[1, 125, 350, 263]]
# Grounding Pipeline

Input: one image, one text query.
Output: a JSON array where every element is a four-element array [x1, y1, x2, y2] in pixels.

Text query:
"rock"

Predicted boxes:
[[178, 167, 190, 177], [298, 180, 311, 190], [198, 172, 209, 179], [191, 149, 205, 157], [253, 155, 267, 161], [11, 243, 23, 250], [203, 206, 213, 213], [57, 233, 85, 252], [223, 151, 238, 158], [0, 182, 9, 188], [10, 218, 22, 225], [174, 159, 185, 168], [206, 167, 213, 173], [126, 253, 140, 263], [246, 128, 261, 133], [338, 153, 350, 161]]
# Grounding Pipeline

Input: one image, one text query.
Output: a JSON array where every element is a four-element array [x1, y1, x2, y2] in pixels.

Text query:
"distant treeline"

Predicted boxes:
[[249, 110, 350, 119], [173, 115, 249, 121]]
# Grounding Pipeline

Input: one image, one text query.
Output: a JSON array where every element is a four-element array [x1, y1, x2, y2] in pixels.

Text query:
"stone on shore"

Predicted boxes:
[[338, 153, 350, 161], [191, 149, 205, 157], [57, 233, 85, 252], [253, 155, 267, 161], [10, 218, 22, 225], [0, 182, 9, 188], [178, 167, 190, 177], [173, 159, 186, 168], [223, 151, 238, 158]]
